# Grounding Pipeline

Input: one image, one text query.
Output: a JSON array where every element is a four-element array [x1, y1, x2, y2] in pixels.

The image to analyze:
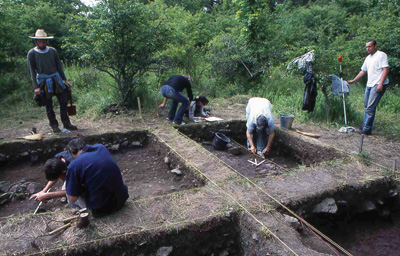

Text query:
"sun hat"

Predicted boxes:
[[29, 29, 54, 39]]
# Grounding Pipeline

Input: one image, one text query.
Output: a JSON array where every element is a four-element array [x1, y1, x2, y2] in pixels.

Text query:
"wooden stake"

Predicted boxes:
[[155, 98, 159, 116], [359, 135, 364, 154], [137, 97, 142, 118]]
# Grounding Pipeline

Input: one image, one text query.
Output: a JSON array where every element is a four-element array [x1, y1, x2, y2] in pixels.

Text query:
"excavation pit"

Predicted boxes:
[[0, 131, 205, 217], [178, 121, 344, 178], [29, 215, 244, 256], [285, 180, 400, 255]]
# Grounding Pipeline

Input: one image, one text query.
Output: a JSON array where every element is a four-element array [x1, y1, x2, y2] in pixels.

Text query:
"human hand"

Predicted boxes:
[[159, 103, 165, 109], [34, 88, 40, 96], [201, 117, 206, 120], [64, 80, 71, 87], [250, 146, 257, 154], [377, 84, 383, 92], [30, 191, 48, 202], [348, 80, 354, 84], [262, 147, 270, 155]]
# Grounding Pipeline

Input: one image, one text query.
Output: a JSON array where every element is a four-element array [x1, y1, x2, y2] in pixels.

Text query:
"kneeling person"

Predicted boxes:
[[246, 97, 275, 155], [30, 150, 74, 203], [66, 138, 129, 216]]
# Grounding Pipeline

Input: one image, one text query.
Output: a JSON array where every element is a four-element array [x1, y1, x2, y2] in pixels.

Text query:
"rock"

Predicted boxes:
[[164, 157, 170, 164], [256, 169, 268, 174], [0, 181, 12, 193], [227, 147, 242, 156], [336, 200, 347, 207], [0, 192, 13, 205], [0, 153, 7, 162], [283, 214, 302, 231], [388, 190, 398, 198], [359, 200, 376, 213], [312, 198, 337, 214], [121, 141, 129, 147], [379, 208, 391, 218], [111, 144, 120, 151], [131, 141, 142, 147], [219, 250, 229, 256], [27, 182, 44, 195], [20, 152, 29, 157], [30, 154, 39, 164], [171, 169, 182, 175], [156, 246, 173, 256], [252, 233, 259, 241]]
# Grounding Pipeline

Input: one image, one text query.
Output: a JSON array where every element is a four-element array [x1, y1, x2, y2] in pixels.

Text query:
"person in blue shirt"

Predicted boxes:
[[246, 97, 275, 156], [66, 138, 129, 216], [30, 150, 75, 203]]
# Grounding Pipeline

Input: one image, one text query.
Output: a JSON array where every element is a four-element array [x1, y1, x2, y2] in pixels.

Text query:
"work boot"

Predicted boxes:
[[52, 126, 61, 133], [64, 123, 78, 131]]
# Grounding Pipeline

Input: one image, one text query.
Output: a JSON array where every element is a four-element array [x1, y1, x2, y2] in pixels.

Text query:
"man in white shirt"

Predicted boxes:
[[246, 97, 275, 155], [349, 39, 389, 135]]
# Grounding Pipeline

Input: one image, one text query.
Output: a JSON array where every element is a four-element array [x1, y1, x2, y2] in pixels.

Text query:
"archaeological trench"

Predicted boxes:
[[1, 118, 400, 256]]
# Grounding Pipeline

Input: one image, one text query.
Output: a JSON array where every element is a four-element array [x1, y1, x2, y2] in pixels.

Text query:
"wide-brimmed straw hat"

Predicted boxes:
[[29, 29, 54, 39]]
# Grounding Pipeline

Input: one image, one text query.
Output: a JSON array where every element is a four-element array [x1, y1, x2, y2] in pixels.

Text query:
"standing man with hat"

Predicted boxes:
[[246, 97, 275, 156], [27, 29, 77, 133]]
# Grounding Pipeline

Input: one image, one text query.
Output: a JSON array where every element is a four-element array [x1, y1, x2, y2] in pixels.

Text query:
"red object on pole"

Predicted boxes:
[[337, 55, 343, 63]]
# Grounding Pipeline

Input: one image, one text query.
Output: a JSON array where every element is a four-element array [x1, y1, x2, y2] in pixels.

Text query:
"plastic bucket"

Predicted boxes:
[[212, 133, 231, 150], [279, 114, 295, 130]]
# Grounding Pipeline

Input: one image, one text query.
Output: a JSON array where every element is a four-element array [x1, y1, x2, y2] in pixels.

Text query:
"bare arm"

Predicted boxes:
[[348, 70, 367, 84], [30, 180, 57, 200], [159, 97, 167, 108], [262, 130, 275, 155], [246, 129, 256, 154], [377, 67, 389, 92]]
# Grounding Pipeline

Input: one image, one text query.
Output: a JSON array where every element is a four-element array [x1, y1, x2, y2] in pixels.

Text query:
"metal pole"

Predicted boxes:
[[137, 97, 142, 118], [340, 63, 347, 125]]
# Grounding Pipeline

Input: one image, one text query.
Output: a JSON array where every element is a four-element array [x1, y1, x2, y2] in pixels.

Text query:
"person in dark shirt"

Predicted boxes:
[[29, 150, 74, 203], [66, 138, 129, 216], [27, 29, 77, 133], [159, 75, 193, 125]]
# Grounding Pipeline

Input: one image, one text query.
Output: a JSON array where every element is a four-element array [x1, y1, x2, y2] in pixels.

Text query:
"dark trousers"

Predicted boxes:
[[43, 90, 71, 128]]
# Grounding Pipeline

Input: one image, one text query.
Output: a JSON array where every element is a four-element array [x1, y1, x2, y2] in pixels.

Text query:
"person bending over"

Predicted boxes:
[[66, 138, 129, 216]]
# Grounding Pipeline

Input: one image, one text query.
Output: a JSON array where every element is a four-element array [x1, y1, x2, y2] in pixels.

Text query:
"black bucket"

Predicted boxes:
[[212, 133, 231, 150]]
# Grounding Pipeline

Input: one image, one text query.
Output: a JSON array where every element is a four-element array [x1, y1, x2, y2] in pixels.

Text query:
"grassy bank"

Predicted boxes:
[[0, 65, 399, 140]]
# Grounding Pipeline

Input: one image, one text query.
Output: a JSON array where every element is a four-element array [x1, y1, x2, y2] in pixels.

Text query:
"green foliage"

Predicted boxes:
[[72, 0, 169, 105], [1, 0, 400, 139]]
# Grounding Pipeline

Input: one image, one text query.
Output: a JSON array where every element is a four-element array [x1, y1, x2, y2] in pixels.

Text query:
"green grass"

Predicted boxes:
[[1, 64, 399, 140]]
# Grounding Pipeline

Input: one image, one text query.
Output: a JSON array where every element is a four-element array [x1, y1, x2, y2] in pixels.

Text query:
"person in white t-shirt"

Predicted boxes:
[[246, 97, 275, 155], [348, 39, 389, 135]]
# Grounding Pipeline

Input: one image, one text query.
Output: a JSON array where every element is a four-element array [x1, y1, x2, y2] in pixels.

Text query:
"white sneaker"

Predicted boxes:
[[172, 121, 185, 126]]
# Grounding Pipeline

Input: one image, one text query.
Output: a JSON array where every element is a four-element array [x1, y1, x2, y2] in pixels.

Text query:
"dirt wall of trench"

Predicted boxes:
[[0, 131, 148, 167]]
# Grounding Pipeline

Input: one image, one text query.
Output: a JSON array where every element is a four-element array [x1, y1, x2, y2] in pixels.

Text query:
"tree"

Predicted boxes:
[[75, 0, 168, 104]]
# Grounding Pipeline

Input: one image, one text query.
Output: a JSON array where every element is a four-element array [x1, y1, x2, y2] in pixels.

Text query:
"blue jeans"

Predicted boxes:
[[362, 84, 388, 133], [247, 128, 269, 151], [160, 85, 189, 124]]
